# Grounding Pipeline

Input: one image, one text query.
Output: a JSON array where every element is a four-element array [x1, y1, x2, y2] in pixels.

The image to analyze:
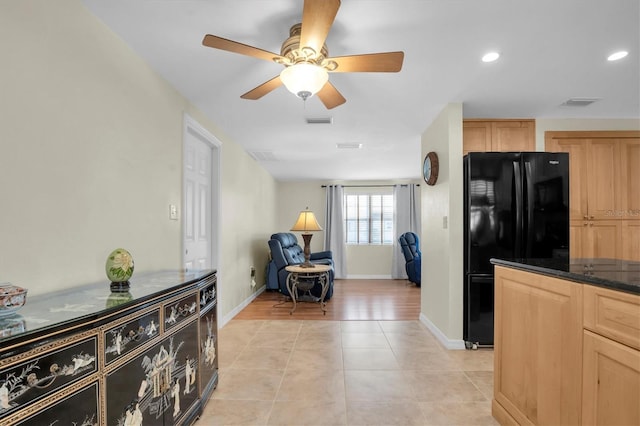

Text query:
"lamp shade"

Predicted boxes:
[[290, 209, 323, 232], [280, 63, 328, 101]]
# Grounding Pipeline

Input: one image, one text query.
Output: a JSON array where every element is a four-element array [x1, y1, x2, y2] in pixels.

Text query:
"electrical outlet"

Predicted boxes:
[[250, 266, 256, 288]]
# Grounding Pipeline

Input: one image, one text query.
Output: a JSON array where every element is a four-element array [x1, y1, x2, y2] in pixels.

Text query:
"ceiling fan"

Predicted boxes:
[[202, 0, 404, 109]]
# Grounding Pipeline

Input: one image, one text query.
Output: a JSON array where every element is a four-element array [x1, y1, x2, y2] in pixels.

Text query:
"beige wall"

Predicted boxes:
[[420, 103, 464, 345], [276, 182, 327, 245], [0, 0, 277, 322], [276, 180, 420, 277]]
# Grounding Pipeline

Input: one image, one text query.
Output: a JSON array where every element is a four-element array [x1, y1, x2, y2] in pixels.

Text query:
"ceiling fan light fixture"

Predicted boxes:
[[607, 50, 628, 61], [482, 52, 500, 63], [280, 63, 328, 100]]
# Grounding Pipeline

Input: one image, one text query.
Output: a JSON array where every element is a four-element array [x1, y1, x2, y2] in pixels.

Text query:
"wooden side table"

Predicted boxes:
[[285, 264, 331, 315]]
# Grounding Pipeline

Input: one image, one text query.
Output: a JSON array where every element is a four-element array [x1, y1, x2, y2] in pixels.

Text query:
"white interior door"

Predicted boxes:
[[183, 115, 220, 271]]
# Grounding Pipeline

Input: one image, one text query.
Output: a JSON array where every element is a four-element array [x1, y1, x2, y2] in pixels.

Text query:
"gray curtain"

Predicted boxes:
[[324, 185, 347, 279], [392, 184, 420, 279]]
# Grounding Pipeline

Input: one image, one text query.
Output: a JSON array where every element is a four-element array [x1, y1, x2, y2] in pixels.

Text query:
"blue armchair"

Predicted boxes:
[[267, 232, 335, 300], [399, 232, 421, 286]]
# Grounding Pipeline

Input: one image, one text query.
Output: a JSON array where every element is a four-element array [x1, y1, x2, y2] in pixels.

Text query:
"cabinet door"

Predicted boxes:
[[493, 266, 583, 425], [582, 330, 640, 425], [105, 322, 200, 426], [546, 137, 589, 221], [590, 220, 622, 259], [491, 120, 535, 152], [588, 139, 621, 220], [619, 138, 640, 215], [570, 220, 589, 258], [621, 220, 640, 261], [463, 121, 492, 155]]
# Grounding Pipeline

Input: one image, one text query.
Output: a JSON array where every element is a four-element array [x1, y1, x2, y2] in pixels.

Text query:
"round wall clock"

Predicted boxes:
[[423, 151, 439, 185]]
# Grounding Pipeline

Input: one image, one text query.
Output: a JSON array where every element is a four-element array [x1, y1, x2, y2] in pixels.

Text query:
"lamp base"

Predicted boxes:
[[300, 233, 314, 268]]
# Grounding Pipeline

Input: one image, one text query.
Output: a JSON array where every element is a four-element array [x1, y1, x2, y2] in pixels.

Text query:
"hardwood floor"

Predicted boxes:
[[233, 279, 421, 321]]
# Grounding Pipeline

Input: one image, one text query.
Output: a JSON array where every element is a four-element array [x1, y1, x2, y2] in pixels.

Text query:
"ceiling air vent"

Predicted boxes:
[[248, 151, 277, 161], [336, 143, 362, 149], [562, 98, 600, 107], [306, 117, 333, 124]]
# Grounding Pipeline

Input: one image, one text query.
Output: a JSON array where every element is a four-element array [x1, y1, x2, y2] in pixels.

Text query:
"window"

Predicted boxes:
[[345, 193, 394, 244]]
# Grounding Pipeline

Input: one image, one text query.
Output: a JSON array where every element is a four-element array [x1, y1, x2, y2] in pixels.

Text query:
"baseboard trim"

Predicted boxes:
[[221, 285, 266, 327], [419, 313, 466, 350], [345, 274, 392, 279]]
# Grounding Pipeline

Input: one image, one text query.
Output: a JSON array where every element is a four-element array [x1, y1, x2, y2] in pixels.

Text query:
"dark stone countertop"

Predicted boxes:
[[490, 258, 640, 295]]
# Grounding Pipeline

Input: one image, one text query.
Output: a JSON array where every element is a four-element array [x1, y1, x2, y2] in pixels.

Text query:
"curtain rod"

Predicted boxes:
[[321, 184, 420, 188]]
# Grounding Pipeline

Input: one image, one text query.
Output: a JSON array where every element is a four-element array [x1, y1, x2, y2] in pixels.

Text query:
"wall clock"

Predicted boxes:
[[423, 151, 439, 186]]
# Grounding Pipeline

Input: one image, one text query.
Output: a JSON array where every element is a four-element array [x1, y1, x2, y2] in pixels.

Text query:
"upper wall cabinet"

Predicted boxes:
[[545, 131, 640, 221], [463, 119, 535, 156], [546, 131, 640, 261]]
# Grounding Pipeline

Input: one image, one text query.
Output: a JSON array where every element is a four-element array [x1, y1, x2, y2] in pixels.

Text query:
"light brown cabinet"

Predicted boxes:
[[582, 331, 640, 425], [621, 221, 640, 261], [582, 285, 640, 425], [620, 138, 640, 213], [463, 120, 535, 156], [493, 266, 583, 426], [493, 266, 640, 425], [570, 219, 621, 259], [546, 131, 640, 260]]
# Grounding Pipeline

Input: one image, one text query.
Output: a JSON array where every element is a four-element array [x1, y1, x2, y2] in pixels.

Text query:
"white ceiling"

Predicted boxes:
[[82, 0, 639, 181]]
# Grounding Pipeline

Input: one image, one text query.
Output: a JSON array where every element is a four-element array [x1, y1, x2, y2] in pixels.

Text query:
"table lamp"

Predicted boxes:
[[290, 208, 323, 268]]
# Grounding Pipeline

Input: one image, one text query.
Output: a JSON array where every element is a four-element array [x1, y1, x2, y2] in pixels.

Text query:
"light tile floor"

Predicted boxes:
[[197, 320, 498, 426]]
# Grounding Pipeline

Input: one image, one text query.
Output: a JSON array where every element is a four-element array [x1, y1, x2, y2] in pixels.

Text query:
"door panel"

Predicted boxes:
[[591, 220, 621, 259], [588, 139, 620, 220], [621, 221, 640, 261], [184, 132, 212, 271], [463, 121, 492, 155], [619, 138, 640, 214], [464, 275, 494, 345], [491, 121, 535, 152], [582, 330, 640, 426], [522, 153, 569, 259], [466, 153, 520, 273]]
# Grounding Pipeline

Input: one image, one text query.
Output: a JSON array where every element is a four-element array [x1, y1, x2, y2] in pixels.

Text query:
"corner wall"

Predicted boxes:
[[420, 104, 465, 348]]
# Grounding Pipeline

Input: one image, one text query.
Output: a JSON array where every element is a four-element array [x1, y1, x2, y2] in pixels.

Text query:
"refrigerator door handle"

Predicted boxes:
[[513, 161, 522, 256], [524, 161, 534, 257]]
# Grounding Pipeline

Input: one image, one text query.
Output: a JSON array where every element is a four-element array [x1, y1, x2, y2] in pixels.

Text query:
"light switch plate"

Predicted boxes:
[[169, 204, 178, 220]]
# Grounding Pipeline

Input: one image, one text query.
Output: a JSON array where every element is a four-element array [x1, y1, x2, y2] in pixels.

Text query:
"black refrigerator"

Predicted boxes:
[[463, 152, 570, 347]]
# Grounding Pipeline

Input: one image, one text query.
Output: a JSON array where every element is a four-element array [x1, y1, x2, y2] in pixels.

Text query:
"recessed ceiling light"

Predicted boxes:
[[607, 51, 628, 61], [482, 52, 500, 63]]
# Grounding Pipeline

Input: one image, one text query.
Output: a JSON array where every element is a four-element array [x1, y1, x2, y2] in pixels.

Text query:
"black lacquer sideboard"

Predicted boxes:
[[0, 269, 218, 426]]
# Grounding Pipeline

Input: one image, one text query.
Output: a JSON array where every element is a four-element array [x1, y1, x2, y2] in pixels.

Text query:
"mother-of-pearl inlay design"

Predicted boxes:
[[0, 351, 95, 414]]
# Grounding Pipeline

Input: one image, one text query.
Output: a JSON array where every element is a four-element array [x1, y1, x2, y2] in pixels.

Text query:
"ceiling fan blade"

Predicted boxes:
[[316, 82, 346, 109], [328, 52, 404, 72], [202, 34, 283, 62], [300, 0, 340, 56], [240, 76, 283, 100]]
